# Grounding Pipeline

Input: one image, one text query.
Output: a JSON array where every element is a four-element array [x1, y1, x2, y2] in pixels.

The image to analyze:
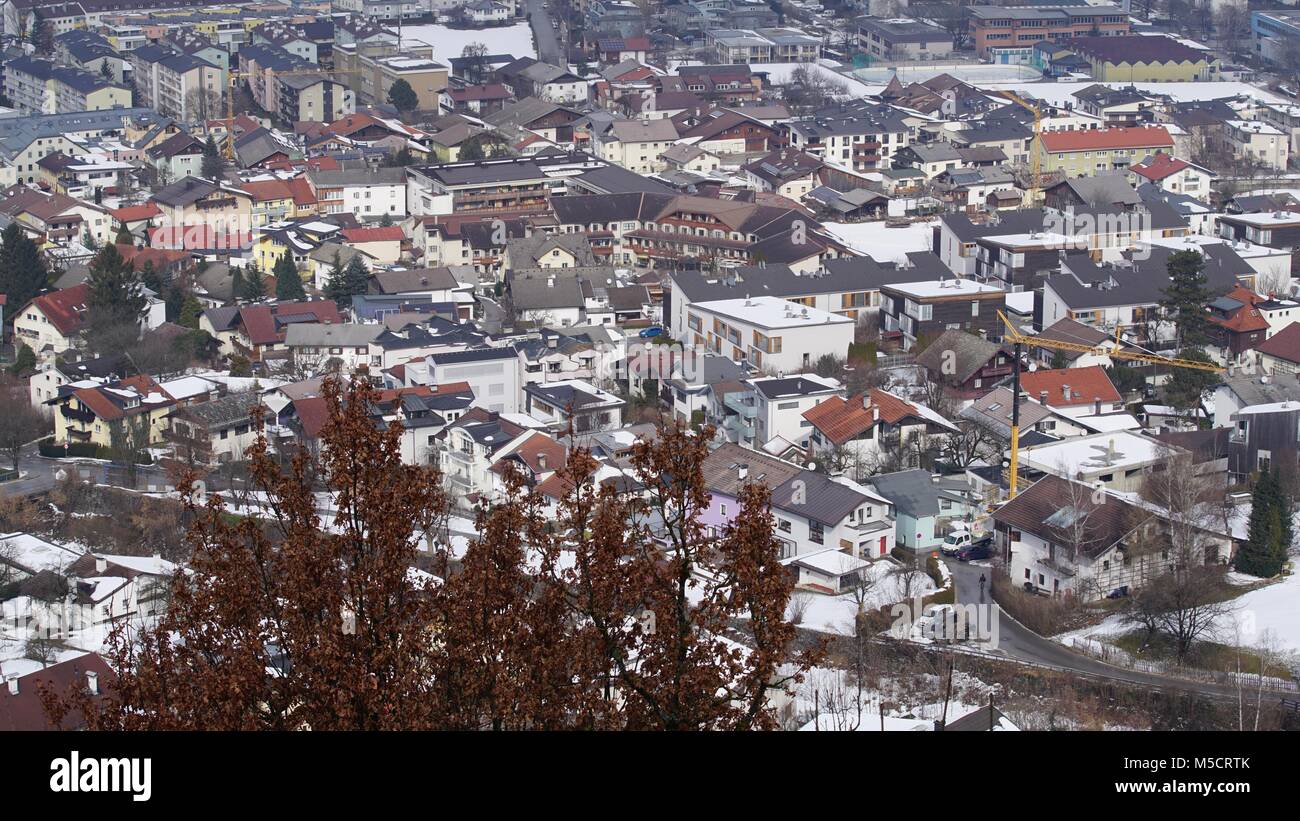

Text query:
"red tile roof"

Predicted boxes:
[[0, 652, 114, 731], [801, 389, 931, 445], [292, 395, 331, 438], [240, 179, 296, 203], [1129, 151, 1191, 181], [490, 430, 566, 476], [239, 300, 343, 347], [25, 283, 90, 336], [1019, 366, 1121, 408], [1040, 126, 1173, 154], [1256, 322, 1300, 365], [1209, 285, 1268, 334], [341, 226, 405, 244], [109, 202, 162, 223]]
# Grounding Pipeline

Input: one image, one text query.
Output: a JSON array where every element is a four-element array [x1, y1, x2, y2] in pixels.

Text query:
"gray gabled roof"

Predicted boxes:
[[867, 469, 940, 517], [283, 323, 381, 347]]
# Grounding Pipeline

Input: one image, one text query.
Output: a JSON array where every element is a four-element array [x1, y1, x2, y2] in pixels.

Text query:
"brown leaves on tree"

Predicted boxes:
[[43, 383, 819, 731]]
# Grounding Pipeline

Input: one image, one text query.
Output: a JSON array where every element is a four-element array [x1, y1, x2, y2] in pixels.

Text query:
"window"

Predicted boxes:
[[777, 519, 791, 533], [809, 520, 824, 545], [720, 503, 727, 516]]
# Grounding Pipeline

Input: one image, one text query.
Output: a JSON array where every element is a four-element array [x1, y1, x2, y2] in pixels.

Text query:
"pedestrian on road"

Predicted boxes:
[[978, 573, 986, 603]]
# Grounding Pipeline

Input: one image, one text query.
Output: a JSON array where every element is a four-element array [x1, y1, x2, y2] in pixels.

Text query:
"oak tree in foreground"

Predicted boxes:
[[45, 380, 818, 729]]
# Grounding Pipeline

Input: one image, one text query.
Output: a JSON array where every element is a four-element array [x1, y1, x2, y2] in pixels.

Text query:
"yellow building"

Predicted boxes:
[[1067, 35, 1218, 83], [335, 42, 449, 112], [1037, 126, 1175, 177], [52, 377, 174, 450]]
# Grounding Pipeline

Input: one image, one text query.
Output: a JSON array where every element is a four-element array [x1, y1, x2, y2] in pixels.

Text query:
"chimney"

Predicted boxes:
[[1039, 390, 1048, 404], [6, 678, 16, 696], [862, 395, 870, 410], [738, 463, 748, 480], [95, 557, 107, 573], [86, 671, 99, 695], [537, 453, 547, 470], [1061, 384, 1071, 401]]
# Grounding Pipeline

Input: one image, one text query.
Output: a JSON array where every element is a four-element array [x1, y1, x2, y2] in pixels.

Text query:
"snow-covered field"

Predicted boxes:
[[400, 22, 536, 63], [1224, 568, 1300, 654], [821, 219, 938, 263], [994, 81, 1294, 108], [748, 60, 879, 98]]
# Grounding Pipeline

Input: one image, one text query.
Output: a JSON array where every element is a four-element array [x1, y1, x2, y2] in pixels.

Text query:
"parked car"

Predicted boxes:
[[638, 326, 664, 338], [1106, 585, 1130, 599], [957, 538, 992, 562]]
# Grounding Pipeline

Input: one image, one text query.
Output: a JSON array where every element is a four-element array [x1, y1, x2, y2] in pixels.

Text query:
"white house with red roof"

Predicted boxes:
[[1126, 152, 1214, 199], [802, 388, 957, 477], [11, 283, 90, 356], [339, 225, 404, 264]]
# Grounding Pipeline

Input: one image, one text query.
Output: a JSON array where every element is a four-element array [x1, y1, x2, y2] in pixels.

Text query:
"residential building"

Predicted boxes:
[[994, 474, 1226, 600], [3, 55, 131, 115], [523, 379, 625, 433], [11, 283, 89, 355], [168, 392, 272, 466], [48, 374, 174, 449], [1036, 126, 1176, 177], [701, 444, 896, 561], [681, 295, 855, 374], [803, 389, 957, 477], [127, 44, 222, 123], [913, 329, 1014, 398], [879, 279, 1007, 351]]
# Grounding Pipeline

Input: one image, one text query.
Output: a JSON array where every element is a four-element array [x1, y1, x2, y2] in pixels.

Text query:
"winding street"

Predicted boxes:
[[943, 557, 1282, 703]]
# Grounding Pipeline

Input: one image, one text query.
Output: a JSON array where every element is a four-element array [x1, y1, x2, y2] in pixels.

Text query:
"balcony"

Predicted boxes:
[[61, 405, 97, 425], [722, 394, 757, 419]]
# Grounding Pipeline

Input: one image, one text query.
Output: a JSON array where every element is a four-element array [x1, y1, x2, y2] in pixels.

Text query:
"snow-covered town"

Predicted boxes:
[[0, 0, 1297, 751]]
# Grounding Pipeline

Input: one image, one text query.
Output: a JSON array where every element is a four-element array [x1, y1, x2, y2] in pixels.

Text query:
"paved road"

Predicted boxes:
[[526, 0, 564, 66], [943, 557, 1272, 702], [0, 445, 65, 498]]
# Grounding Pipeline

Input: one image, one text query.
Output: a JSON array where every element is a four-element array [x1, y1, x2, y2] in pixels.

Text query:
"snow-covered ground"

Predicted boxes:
[[1224, 567, 1300, 654], [995, 81, 1294, 108], [400, 23, 536, 63], [821, 219, 938, 263], [789, 559, 936, 636], [747, 60, 879, 99]]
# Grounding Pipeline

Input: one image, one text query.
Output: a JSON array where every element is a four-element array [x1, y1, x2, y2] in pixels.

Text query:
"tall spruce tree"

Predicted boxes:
[[1237, 468, 1288, 577], [201, 136, 225, 180], [85, 244, 147, 352], [274, 253, 305, 301], [242, 264, 266, 302], [325, 252, 368, 308], [0, 223, 50, 313], [1159, 249, 1213, 348]]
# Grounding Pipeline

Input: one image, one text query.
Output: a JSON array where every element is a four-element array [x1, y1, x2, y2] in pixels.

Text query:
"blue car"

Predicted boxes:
[[638, 326, 664, 338]]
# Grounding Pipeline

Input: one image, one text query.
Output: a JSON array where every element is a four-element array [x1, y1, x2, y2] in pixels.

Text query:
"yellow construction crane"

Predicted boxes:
[[220, 68, 362, 160], [995, 90, 1043, 204], [997, 310, 1224, 497]]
